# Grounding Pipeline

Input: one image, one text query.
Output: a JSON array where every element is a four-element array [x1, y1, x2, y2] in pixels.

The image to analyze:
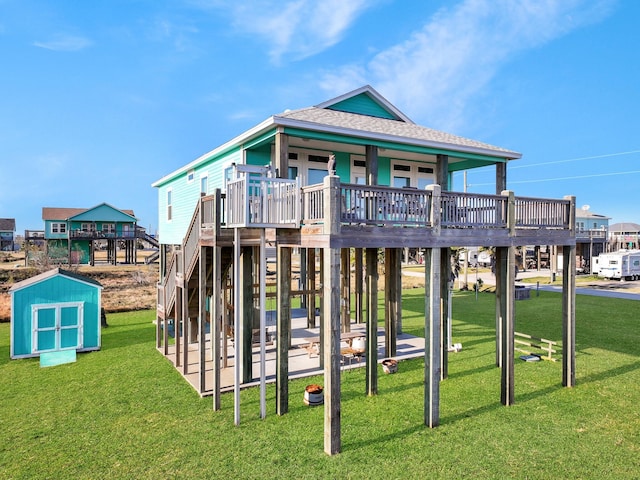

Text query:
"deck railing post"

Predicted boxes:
[[502, 190, 515, 236], [426, 184, 441, 233], [323, 175, 341, 235], [565, 195, 576, 236]]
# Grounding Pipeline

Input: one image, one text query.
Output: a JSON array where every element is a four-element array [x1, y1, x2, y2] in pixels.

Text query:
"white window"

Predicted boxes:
[[200, 175, 208, 195], [81, 223, 95, 233], [287, 149, 332, 186], [167, 189, 173, 221], [391, 160, 435, 189], [351, 157, 366, 185], [187, 169, 195, 183], [223, 165, 235, 190], [103, 223, 115, 234], [51, 223, 67, 234]]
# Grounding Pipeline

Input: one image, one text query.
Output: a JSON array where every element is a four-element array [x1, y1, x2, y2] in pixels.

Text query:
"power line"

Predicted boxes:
[[510, 149, 640, 169], [470, 169, 640, 187]]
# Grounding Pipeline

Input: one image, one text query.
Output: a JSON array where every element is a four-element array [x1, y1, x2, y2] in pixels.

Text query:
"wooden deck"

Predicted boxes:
[[158, 310, 426, 397]]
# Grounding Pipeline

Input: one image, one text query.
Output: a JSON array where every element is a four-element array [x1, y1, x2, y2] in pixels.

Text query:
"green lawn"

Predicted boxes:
[[1, 291, 639, 479]]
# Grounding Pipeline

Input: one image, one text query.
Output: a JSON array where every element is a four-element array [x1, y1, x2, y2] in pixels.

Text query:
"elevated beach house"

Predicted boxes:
[[152, 85, 577, 455], [0, 218, 16, 251], [39, 203, 156, 265]]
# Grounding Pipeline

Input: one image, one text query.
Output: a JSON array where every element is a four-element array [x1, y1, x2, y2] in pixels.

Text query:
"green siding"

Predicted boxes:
[[328, 93, 398, 120], [334, 152, 350, 179], [11, 274, 101, 358], [246, 150, 271, 167], [158, 149, 242, 245], [378, 156, 391, 186], [44, 220, 67, 240]]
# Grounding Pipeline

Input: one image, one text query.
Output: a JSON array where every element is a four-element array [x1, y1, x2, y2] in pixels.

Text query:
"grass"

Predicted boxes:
[[1, 291, 639, 479]]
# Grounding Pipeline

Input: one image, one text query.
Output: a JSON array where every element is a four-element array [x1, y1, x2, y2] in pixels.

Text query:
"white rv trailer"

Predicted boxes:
[[596, 250, 640, 280], [458, 247, 492, 268]]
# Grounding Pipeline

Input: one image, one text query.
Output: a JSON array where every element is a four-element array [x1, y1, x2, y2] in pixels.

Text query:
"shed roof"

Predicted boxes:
[[0, 218, 16, 231], [9, 268, 103, 293]]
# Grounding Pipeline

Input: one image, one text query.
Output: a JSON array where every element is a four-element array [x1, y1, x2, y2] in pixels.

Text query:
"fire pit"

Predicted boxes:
[[381, 358, 398, 374], [304, 384, 324, 406]]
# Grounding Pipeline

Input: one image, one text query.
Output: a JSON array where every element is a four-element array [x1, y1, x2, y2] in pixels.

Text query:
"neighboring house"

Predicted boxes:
[[152, 85, 577, 455], [574, 206, 609, 270], [10, 268, 102, 359], [608, 222, 640, 250], [0, 218, 16, 251], [40, 203, 155, 265]]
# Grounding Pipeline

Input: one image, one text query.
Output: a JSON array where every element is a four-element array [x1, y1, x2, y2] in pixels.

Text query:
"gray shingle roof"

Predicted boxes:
[[0, 218, 16, 231], [609, 222, 640, 233], [276, 107, 520, 158]]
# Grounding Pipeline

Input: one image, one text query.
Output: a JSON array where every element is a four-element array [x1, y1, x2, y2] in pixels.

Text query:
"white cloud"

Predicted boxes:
[[33, 33, 92, 52], [197, 0, 374, 63], [319, 0, 616, 131]]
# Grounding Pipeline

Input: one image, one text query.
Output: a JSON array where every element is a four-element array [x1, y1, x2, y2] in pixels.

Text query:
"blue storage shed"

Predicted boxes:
[[10, 268, 103, 359]]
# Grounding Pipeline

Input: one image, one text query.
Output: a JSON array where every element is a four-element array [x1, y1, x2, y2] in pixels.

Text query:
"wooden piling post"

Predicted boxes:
[[424, 247, 441, 427], [323, 174, 342, 455], [365, 247, 378, 396], [212, 245, 222, 410], [341, 248, 351, 332], [276, 246, 291, 415], [563, 245, 576, 387]]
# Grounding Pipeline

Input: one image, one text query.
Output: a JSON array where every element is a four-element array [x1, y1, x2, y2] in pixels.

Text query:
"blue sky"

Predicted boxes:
[[2, 0, 639, 236]]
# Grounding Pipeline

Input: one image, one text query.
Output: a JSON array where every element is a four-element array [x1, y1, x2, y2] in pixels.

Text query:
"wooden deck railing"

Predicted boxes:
[[301, 184, 324, 224], [183, 200, 201, 279], [226, 176, 299, 228], [299, 181, 572, 231], [440, 191, 507, 228], [514, 196, 572, 229], [339, 184, 433, 226], [161, 249, 179, 316]]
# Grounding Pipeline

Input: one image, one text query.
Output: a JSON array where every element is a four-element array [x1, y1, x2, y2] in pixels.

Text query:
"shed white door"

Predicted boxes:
[[32, 302, 84, 353]]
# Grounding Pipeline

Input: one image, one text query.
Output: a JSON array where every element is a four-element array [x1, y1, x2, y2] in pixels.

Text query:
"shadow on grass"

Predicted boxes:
[[344, 424, 426, 452]]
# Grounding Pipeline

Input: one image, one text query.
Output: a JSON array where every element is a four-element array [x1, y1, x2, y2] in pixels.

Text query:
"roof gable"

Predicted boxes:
[[69, 203, 137, 222], [9, 268, 103, 293], [315, 85, 413, 123], [43, 204, 136, 222]]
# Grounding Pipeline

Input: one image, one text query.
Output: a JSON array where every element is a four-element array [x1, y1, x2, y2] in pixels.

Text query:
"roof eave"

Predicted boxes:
[[273, 116, 522, 161], [151, 117, 277, 188]]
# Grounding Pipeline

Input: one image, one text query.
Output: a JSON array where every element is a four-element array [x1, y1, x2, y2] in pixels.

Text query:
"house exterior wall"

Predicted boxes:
[[11, 275, 101, 358], [157, 148, 243, 245]]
